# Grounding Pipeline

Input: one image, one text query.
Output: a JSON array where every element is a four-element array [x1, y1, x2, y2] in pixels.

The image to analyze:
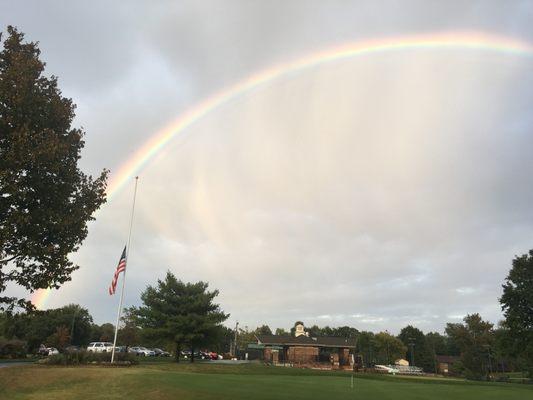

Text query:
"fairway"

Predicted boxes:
[[1, 363, 532, 400]]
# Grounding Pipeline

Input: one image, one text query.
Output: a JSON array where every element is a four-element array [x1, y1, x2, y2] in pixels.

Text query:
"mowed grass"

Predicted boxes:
[[1, 362, 532, 400]]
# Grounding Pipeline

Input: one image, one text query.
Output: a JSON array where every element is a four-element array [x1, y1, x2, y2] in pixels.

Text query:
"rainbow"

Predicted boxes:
[[30, 31, 533, 309]]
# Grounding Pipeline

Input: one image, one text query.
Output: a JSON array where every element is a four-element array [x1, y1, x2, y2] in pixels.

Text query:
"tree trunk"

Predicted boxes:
[[175, 342, 181, 363], [190, 345, 195, 363]]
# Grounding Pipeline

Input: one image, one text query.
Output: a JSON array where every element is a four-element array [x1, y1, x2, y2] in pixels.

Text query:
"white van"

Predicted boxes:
[[87, 342, 114, 353]]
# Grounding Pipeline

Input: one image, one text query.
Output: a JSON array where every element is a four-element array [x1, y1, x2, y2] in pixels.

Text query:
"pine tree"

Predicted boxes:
[[132, 271, 229, 362]]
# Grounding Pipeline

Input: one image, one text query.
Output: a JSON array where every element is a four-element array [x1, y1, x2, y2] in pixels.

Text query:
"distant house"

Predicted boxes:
[[395, 359, 409, 366], [251, 322, 357, 368], [436, 355, 460, 374]]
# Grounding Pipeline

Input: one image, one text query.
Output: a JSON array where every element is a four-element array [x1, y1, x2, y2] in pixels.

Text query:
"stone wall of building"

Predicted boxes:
[[339, 348, 350, 365], [264, 347, 272, 362], [287, 346, 318, 364]]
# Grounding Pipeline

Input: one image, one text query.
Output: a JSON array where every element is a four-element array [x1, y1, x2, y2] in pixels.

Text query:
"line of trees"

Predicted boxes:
[[0, 247, 531, 379], [0, 271, 230, 362], [0, 304, 119, 353], [228, 314, 523, 379], [236, 250, 533, 379]]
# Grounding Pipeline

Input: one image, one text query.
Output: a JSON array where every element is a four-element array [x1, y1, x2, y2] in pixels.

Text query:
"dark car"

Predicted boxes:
[[114, 346, 127, 353], [152, 348, 171, 357], [65, 345, 80, 353]]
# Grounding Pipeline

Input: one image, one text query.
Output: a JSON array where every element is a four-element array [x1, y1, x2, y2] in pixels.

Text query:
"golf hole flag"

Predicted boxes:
[[109, 246, 127, 295]]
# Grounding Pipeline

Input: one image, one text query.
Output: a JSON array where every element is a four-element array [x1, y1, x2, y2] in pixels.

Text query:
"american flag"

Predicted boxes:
[[109, 246, 127, 295]]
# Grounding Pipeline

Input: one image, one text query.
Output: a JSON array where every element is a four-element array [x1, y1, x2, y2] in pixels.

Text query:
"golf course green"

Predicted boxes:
[[1, 362, 531, 399]]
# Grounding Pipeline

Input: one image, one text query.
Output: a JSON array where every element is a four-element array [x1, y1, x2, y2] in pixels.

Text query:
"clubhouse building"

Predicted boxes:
[[250, 322, 357, 368]]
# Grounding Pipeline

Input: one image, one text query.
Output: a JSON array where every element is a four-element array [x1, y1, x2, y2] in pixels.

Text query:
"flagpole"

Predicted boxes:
[[111, 176, 139, 363]]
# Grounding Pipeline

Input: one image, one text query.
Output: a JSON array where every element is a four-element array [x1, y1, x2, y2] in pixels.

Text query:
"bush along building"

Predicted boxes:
[[250, 322, 357, 369]]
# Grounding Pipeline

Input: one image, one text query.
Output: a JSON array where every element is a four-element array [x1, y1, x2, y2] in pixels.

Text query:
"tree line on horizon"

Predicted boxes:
[[1, 246, 532, 380]]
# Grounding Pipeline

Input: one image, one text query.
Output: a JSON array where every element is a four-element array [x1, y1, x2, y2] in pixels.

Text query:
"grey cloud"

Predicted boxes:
[[2, 1, 533, 334]]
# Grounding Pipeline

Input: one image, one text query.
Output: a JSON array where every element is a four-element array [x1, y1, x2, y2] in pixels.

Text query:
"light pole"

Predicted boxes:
[[70, 306, 80, 345], [409, 338, 415, 367], [231, 321, 239, 357]]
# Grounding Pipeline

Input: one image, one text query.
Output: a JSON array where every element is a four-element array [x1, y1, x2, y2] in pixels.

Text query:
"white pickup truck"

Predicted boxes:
[[87, 342, 114, 353]]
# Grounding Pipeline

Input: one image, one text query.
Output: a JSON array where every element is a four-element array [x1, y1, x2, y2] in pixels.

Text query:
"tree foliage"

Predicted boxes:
[[274, 327, 288, 336], [425, 332, 449, 356], [1, 304, 93, 351], [500, 250, 533, 376], [374, 332, 407, 365], [255, 325, 272, 336], [356, 331, 376, 366], [46, 325, 70, 350], [0, 26, 108, 310], [445, 314, 494, 379], [118, 308, 140, 347], [289, 323, 359, 338], [131, 271, 229, 362], [398, 325, 435, 372]]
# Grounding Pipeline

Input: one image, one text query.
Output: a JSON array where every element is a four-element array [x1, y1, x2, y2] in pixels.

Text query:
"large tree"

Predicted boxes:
[[398, 325, 435, 372], [445, 314, 494, 379], [132, 271, 228, 362], [500, 250, 533, 376], [254, 325, 272, 336], [0, 26, 107, 311], [373, 332, 407, 365], [356, 331, 376, 367]]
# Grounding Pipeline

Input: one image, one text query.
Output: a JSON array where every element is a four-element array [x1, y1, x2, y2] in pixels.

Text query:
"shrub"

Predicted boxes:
[[0, 337, 27, 359], [40, 351, 138, 365], [464, 369, 485, 381], [448, 359, 465, 376]]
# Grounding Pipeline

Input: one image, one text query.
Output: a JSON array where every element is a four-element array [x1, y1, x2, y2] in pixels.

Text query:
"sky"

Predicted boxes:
[[2, 0, 533, 334]]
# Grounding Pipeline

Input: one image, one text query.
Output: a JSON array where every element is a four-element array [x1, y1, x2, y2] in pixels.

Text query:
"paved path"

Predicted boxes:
[[0, 361, 33, 368]]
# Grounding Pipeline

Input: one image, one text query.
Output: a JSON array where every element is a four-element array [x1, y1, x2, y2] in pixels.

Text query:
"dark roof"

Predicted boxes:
[[436, 355, 460, 363], [256, 334, 356, 348]]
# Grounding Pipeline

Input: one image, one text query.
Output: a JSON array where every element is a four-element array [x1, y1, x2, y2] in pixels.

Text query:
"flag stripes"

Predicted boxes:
[[109, 246, 127, 295]]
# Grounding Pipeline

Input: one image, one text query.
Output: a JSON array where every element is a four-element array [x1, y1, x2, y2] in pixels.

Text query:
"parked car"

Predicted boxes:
[[38, 344, 49, 356], [87, 342, 114, 353], [65, 345, 80, 353], [152, 348, 170, 357], [46, 347, 59, 355], [129, 346, 155, 356], [114, 346, 127, 353], [138, 347, 156, 356]]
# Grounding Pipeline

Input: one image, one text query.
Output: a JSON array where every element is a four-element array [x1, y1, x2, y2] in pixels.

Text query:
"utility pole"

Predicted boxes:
[[231, 321, 239, 357], [485, 345, 493, 376]]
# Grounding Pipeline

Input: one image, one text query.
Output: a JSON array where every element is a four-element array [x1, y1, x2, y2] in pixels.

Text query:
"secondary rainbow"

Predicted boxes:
[[31, 31, 533, 309]]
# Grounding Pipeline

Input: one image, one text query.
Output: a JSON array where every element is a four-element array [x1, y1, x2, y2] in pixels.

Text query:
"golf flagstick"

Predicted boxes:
[[351, 353, 355, 389]]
